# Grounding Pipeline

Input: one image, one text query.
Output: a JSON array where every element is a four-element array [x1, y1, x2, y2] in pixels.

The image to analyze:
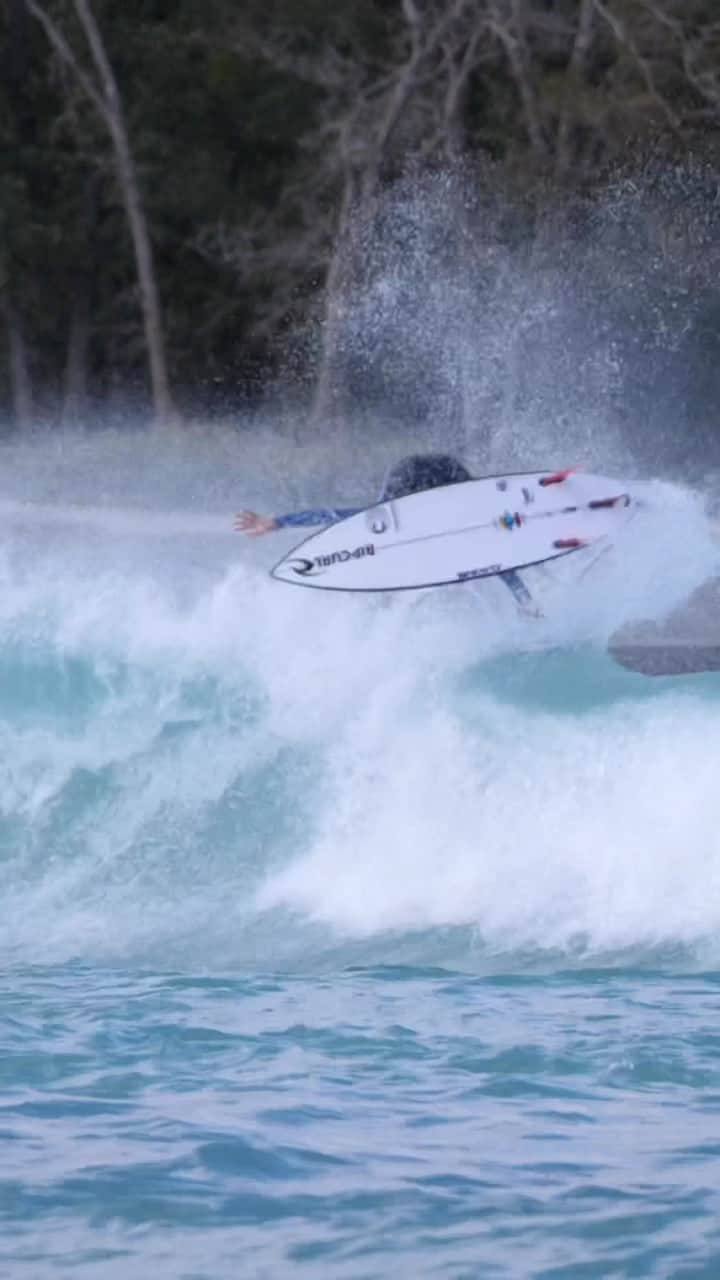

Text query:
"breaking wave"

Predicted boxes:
[[0, 465, 718, 974]]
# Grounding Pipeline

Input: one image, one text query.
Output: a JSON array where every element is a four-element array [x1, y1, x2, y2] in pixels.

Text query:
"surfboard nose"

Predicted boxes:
[[271, 555, 317, 584]]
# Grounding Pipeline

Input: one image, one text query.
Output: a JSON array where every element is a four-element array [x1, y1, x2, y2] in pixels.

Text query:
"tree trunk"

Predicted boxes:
[[27, 0, 178, 428], [62, 174, 99, 427], [492, 0, 546, 158], [106, 110, 176, 426], [62, 292, 91, 426], [71, 0, 176, 427], [3, 294, 34, 430], [554, 0, 597, 179], [310, 186, 356, 434]]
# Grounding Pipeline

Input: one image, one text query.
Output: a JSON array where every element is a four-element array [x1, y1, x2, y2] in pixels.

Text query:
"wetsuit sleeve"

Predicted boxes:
[[275, 507, 362, 528]]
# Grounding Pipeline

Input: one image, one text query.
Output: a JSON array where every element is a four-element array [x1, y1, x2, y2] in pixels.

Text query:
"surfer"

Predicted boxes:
[[234, 453, 539, 613]]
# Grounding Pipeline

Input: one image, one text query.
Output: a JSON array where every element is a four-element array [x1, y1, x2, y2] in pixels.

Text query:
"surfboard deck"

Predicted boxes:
[[271, 470, 637, 593]]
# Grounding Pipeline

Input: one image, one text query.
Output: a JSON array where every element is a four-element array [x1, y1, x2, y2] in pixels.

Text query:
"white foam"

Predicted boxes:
[[0, 473, 717, 967], [258, 692, 720, 955]]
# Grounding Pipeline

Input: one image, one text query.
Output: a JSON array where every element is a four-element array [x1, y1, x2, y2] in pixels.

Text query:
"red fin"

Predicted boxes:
[[539, 467, 579, 487]]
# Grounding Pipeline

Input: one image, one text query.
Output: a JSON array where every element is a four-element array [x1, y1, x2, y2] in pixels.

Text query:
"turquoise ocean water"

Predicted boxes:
[[3, 480, 720, 1278]]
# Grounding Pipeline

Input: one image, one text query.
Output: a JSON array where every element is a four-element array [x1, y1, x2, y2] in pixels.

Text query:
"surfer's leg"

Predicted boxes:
[[499, 570, 542, 617]]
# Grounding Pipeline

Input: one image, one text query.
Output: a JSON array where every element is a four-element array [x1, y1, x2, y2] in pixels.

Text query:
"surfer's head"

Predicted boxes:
[[380, 453, 473, 502]]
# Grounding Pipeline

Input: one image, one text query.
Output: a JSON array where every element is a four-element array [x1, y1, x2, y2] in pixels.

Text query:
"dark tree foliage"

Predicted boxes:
[[2, 0, 720, 431]]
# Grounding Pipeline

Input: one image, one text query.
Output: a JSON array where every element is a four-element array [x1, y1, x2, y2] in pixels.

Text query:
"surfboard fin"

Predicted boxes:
[[588, 494, 631, 510], [539, 467, 579, 487]]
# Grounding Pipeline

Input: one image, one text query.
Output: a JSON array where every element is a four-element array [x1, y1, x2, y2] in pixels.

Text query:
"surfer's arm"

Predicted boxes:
[[234, 507, 362, 535], [499, 569, 542, 617]]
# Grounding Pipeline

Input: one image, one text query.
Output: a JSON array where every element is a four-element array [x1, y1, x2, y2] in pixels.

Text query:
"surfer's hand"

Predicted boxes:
[[234, 510, 278, 536]]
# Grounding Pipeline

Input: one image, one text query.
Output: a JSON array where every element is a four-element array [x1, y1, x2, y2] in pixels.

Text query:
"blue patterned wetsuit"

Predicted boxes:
[[275, 508, 362, 529], [273, 507, 534, 609]]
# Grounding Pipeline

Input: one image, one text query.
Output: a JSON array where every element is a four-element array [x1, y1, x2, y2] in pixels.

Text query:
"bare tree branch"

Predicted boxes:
[[27, 0, 177, 426], [489, 0, 547, 156], [594, 0, 682, 133], [554, 0, 597, 178], [26, 0, 106, 115]]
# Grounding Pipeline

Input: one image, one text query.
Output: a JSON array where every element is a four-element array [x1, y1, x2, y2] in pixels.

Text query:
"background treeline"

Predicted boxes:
[[2, 0, 720, 438]]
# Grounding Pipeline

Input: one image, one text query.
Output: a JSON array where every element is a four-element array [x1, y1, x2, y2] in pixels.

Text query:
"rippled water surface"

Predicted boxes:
[[4, 967, 720, 1278]]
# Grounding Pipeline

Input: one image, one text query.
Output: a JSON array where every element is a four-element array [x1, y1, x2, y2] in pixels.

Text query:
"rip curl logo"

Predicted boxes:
[[289, 557, 319, 577], [290, 544, 376, 576]]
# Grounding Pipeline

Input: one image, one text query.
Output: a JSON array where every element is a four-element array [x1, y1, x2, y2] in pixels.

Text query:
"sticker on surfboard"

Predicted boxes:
[[271, 470, 637, 593]]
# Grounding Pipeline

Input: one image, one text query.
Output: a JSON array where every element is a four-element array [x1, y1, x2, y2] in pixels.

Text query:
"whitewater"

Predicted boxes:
[[2, 424, 720, 1278]]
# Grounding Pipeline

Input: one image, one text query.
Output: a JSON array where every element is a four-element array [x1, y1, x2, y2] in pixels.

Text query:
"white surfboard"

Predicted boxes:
[[271, 470, 637, 592]]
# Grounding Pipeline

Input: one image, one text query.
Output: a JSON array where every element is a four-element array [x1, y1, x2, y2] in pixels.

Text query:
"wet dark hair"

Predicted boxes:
[[380, 453, 473, 502]]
